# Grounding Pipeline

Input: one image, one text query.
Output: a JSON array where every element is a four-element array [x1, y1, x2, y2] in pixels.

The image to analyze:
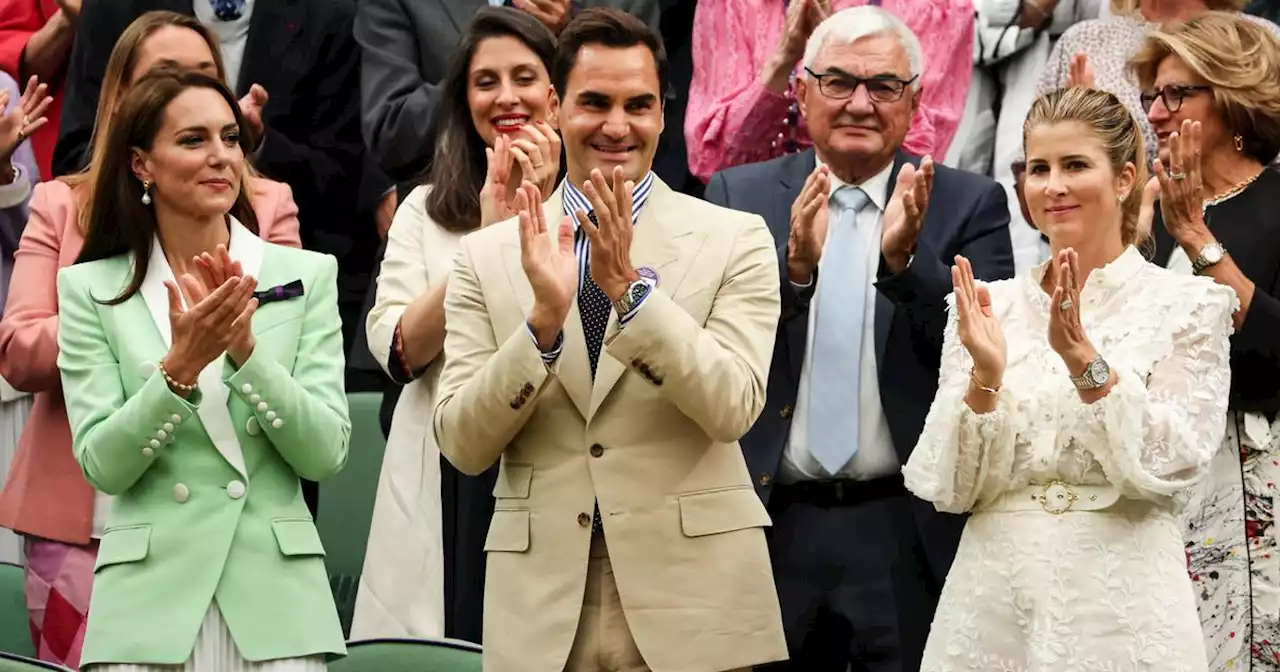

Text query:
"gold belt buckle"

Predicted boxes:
[[1036, 480, 1078, 514]]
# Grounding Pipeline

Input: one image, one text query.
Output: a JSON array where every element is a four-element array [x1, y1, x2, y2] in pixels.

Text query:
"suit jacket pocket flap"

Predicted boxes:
[[484, 509, 530, 552], [272, 519, 327, 557], [492, 463, 533, 499], [94, 525, 151, 572], [679, 487, 772, 538]]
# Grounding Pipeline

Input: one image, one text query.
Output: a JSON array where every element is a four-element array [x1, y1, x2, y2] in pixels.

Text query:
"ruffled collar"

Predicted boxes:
[[1026, 245, 1147, 312]]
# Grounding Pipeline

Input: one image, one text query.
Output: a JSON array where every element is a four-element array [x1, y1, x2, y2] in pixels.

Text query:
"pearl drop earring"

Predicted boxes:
[[141, 180, 152, 206]]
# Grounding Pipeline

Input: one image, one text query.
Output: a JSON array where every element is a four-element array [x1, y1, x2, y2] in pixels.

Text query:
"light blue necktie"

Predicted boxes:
[[807, 186, 870, 476]]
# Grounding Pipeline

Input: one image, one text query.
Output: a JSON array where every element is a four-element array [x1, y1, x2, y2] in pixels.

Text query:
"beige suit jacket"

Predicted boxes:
[[434, 178, 788, 672]]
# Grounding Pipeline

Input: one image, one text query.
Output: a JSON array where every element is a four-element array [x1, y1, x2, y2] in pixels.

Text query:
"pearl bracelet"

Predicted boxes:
[[158, 361, 197, 393]]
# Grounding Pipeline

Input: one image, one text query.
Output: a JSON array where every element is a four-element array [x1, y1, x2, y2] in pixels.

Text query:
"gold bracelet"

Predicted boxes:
[[158, 360, 197, 393], [969, 369, 1001, 394]]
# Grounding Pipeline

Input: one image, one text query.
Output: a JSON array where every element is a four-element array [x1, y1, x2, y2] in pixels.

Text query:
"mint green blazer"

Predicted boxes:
[[56, 221, 349, 666]]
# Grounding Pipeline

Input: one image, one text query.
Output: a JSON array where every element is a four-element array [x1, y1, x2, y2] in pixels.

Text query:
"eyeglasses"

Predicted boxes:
[[1140, 84, 1211, 113], [803, 67, 918, 103]]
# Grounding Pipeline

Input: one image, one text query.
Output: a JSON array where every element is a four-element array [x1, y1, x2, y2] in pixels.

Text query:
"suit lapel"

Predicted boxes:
[[241, 0, 306, 97], [138, 219, 261, 480], [780, 151, 814, 383], [588, 179, 688, 420], [873, 153, 912, 373]]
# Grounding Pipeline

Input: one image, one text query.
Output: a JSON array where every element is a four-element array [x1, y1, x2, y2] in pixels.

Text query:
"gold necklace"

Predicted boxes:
[[1203, 170, 1262, 212]]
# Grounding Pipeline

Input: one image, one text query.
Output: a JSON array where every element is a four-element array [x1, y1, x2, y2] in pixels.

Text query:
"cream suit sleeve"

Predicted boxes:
[[433, 232, 558, 476], [606, 214, 780, 443]]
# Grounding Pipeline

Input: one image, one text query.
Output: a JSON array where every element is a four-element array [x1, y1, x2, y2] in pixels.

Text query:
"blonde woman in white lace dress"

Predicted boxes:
[[904, 86, 1235, 671]]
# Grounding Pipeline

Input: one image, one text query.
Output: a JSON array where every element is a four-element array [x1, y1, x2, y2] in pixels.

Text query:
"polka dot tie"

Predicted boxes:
[[579, 212, 613, 379], [209, 0, 245, 21], [578, 212, 611, 534]]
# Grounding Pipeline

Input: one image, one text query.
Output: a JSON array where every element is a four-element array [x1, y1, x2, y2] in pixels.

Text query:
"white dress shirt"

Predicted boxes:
[[780, 159, 899, 483], [193, 0, 256, 94]]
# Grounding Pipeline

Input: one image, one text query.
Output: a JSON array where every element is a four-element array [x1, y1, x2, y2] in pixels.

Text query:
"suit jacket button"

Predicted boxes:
[[522, 382, 534, 394], [780, 404, 794, 420], [141, 446, 155, 458], [173, 483, 190, 503], [759, 473, 773, 486], [589, 444, 604, 458], [510, 399, 522, 410], [227, 480, 246, 500], [139, 362, 157, 378], [577, 512, 591, 527], [246, 417, 261, 436]]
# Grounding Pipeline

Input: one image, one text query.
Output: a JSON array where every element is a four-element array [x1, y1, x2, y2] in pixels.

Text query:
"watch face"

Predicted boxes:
[[1087, 358, 1110, 385], [1203, 245, 1225, 264]]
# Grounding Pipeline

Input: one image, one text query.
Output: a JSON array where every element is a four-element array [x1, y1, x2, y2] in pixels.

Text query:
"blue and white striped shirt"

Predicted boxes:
[[532, 171, 656, 363]]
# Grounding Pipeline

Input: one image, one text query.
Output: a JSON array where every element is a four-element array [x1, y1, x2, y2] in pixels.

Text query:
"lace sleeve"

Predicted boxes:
[[1067, 282, 1236, 499], [903, 295, 1019, 514]]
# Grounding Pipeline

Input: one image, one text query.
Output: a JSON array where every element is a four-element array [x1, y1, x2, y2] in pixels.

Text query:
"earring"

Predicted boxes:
[[141, 180, 152, 206], [1234, 134, 1244, 152]]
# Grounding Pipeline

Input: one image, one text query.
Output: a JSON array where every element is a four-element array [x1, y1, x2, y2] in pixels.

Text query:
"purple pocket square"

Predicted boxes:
[[253, 279, 304, 305]]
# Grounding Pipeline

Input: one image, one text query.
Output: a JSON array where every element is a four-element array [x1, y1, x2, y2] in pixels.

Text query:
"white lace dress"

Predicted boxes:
[[903, 246, 1237, 671]]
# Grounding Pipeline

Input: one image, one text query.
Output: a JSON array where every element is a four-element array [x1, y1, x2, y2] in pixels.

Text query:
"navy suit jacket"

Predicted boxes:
[[705, 149, 1015, 584]]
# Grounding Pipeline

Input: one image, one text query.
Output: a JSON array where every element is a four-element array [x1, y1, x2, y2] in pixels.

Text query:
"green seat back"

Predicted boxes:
[[328, 638, 482, 672], [0, 652, 70, 670], [317, 391, 388, 637], [0, 564, 35, 657]]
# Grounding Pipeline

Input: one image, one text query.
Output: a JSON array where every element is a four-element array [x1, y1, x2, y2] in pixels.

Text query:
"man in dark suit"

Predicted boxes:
[[705, 7, 1014, 671], [52, 0, 376, 517]]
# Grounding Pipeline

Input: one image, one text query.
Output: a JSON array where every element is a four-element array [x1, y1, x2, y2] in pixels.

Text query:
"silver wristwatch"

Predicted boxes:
[[613, 278, 652, 316], [1070, 355, 1111, 390], [1190, 241, 1226, 274]]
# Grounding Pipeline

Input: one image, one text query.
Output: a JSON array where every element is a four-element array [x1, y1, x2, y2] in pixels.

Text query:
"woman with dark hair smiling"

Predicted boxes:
[[352, 6, 561, 642], [57, 68, 347, 670]]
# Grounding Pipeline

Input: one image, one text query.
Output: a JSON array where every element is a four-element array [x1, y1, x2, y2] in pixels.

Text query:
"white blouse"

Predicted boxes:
[[904, 246, 1237, 512]]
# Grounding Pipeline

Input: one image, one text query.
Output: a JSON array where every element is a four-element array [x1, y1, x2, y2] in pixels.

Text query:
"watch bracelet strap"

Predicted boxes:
[[1192, 242, 1226, 273]]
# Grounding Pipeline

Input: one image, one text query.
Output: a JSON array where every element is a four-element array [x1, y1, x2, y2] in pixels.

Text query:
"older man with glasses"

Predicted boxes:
[[705, 6, 1014, 671]]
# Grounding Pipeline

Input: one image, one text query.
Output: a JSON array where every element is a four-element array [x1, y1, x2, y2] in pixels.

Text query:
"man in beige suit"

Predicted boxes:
[[433, 8, 788, 672]]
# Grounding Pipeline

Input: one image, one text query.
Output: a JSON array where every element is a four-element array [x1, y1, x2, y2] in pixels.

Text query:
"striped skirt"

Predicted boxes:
[[87, 601, 327, 671]]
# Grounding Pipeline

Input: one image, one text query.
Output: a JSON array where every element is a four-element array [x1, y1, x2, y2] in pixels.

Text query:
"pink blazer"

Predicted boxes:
[[0, 177, 301, 544]]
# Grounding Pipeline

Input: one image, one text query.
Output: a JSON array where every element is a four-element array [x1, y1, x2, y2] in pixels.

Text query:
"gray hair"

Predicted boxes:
[[802, 6, 925, 88]]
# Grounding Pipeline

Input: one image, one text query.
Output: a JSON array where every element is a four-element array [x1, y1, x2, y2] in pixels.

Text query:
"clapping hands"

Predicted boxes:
[[160, 246, 259, 393], [480, 123, 562, 227], [0, 76, 52, 169]]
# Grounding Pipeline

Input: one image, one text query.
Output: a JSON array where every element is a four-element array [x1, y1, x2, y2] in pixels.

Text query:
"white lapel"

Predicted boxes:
[[137, 217, 263, 480]]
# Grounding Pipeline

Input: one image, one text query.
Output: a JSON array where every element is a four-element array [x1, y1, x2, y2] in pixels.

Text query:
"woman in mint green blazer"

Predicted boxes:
[[54, 68, 348, 670]]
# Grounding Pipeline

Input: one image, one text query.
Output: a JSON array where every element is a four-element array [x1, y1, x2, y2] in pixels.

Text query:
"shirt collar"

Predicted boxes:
[[814, 155, 894, 213], [562, 171, 656, 229]]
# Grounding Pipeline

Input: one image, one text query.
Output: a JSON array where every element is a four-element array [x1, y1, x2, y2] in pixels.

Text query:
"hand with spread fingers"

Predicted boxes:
[[785, 164, 831, 283], [1046, 248, 1097, 373], [480, 134, 517, 227], [1066, 53, 1096, 90], [1153, 119, 1211, 247], [577, 166, 639, 302], [517, 181, 577, 348], [192, 245, 258, 366], [509, 120, 562, 196], [882, 156, 935, 273], [0, 75, 53, 169], [952, 255, 1006, 387], [513, 0, 572, 33]]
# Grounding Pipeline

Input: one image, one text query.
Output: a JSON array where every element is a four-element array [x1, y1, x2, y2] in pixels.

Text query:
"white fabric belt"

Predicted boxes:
[[978, 481, 1122, 514]]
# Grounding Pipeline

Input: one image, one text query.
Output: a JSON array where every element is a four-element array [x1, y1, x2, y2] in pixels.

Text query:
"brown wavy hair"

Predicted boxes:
[[423, 7, 558, 232], [1130, 11, 1280, 164], [1024, 87, 1150, 247], [75, 69, 260, 305]]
